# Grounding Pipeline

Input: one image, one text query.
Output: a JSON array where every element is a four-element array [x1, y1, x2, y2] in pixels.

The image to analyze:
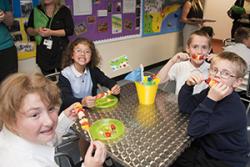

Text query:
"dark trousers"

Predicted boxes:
[[170, 142, 230, 167], [0, 45, 18, 83]]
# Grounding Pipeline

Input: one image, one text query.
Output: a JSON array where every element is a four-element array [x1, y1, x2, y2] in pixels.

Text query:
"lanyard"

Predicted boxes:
[[45, 7, 58, 29], [48, 13, 55, 29]]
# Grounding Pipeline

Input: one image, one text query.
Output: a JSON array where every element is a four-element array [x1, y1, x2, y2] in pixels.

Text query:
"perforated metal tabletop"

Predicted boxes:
[[75, 83, 191, 167]]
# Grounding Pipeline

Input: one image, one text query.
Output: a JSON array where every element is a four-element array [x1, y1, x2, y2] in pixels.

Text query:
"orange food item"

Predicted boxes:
[[74, 102, 82, 110], [192, 54, 205, 60], [96, 92, 105, 99], [73, 102, 90, 130], [72, 103, 82, 113], [105, 131, 111, 137], [205, 78, 218, 87], [80, 118, 90, 130]]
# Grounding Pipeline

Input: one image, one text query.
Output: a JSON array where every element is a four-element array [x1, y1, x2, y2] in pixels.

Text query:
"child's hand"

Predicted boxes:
[[172, 52, 190, 63], [82, 96, 96, 108], [207, 53, 216, 62], [207, 82, 233, 102], [186, 72, 205, 86], [83, 141, 107, 167], [63, 103, 78, 121], [111, 84, 120, 95]]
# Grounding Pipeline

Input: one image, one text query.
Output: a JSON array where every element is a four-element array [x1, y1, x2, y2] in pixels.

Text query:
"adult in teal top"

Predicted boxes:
[[0, 0, 17, 83]]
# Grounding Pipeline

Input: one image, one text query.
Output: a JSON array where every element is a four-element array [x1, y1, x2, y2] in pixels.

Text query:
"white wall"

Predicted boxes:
[[204, 0, 235, 40], [19, 32, 182, 77]]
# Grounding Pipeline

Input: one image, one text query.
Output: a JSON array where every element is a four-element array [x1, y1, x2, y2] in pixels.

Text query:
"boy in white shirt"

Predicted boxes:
[[157, 30, 211, 95]]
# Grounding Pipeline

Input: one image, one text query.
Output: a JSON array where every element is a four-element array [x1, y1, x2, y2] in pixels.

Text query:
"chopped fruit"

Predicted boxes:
[[96, 92, 105, 99], [80, 118, 90, 130], [191, 54, 205, 60], [74, 102, 82, 110], [105, 131, 111, 137], [107, 90, 112, 95], [104, 126, 110, 131], [79, 118, 89, 125], [205, 78, 218, 87], [73, 102, 91, 131], [81, 124, 90, 130], [151, 74, 157, 79], [78, 110, 86, 119], [111, 124, 116, 130], [99, 131, 104, 136]]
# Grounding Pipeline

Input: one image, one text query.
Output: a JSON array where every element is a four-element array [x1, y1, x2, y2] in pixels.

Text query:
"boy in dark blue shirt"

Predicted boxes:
[[171, 52, 249, 167]]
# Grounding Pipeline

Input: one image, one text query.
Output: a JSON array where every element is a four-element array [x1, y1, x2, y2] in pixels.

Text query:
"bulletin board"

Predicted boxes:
[[142, 0, 184, 37], [65, 0, 142, 42], [9, 0, 39, 60]]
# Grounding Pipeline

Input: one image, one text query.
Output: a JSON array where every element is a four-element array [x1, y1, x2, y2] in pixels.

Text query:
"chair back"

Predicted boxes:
[[45, 72, 60, 83], [223, 38, 235, 47]]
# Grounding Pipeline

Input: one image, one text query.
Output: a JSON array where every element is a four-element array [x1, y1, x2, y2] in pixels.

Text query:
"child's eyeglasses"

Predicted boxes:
[[209, 68, 236, 79], [74, 49, 91, 55]]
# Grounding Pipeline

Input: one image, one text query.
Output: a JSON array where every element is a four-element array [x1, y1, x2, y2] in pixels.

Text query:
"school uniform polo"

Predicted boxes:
[[61, 65, 93, 99], [0, 112, 74, 167], [58, 65, 117, 110], [168, 60, 209, 95]]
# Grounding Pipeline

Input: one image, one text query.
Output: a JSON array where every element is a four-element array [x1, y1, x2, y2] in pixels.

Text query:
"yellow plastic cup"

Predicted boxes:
[[135, 76, 160, 105]]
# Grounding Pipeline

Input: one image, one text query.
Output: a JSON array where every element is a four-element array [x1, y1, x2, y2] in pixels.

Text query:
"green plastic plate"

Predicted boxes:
[[95, 95, 118, 108], [89, 119, 125, 142]]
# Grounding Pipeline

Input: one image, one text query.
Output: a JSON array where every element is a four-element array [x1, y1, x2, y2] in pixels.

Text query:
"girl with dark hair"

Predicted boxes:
[[58, 38, 120, 110]]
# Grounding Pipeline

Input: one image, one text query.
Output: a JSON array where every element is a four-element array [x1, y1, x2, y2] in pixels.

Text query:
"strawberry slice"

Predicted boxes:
[[111, 124, 116, 130], [105, 131, 111, 137]]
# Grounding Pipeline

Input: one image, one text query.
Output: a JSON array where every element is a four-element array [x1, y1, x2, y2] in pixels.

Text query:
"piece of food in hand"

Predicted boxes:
[[205, 78, 218, 87], [191, 54, 205, 60], [96, 92, 106, 99], [73, 102, 90, 130], [73, 103, 86, 116], [74, 102, 82, 110], [80, 118, 90, 130], [107, 90, 112, 95], [96, 91, 111, 99], [77, 109, 86, 119]]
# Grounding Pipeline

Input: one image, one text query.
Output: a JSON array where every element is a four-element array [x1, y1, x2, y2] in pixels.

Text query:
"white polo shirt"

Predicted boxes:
[[168, 61, 210, 95], [61, 65, 93, 98]]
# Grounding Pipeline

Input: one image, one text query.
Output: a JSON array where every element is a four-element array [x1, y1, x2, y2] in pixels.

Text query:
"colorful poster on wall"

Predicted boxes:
[[11, 0, 37, 60], [143, 0, 184, 37], [109, 55, 129, 71], [65, 0, 141, 42]]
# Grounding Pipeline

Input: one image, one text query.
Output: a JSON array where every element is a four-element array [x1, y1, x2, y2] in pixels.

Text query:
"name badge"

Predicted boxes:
[[43, 39, 53, 49]]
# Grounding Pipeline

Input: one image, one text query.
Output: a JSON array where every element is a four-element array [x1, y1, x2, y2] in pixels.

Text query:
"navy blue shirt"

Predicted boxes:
[[178, 83, 249, 167]]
